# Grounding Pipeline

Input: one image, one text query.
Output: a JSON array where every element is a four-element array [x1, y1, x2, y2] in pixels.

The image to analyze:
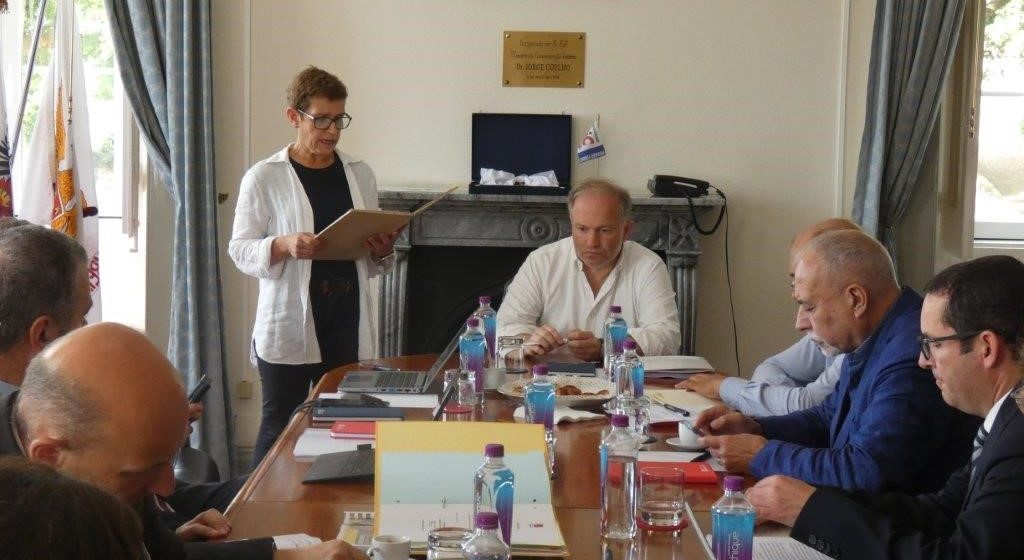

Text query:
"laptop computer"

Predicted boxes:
[[338, 328, 461, 394]]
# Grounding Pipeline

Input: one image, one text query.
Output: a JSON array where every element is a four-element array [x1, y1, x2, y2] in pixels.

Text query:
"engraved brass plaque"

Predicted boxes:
[[502, 31, 585, 88]]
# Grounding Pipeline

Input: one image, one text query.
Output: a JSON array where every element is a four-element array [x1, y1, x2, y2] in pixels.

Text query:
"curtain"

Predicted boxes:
[[852, 0, 967, 259], [105, 0, 234, 475]]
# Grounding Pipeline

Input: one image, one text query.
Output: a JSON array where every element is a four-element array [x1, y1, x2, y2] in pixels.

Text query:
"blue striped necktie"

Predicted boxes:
[[971, 425, 989, 478]]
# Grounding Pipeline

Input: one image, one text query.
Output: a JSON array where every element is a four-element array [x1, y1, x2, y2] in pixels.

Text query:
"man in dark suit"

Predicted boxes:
[[747, 255, 1024, 559], [4, 322, 365, 560], [696, 230, 977, 493]]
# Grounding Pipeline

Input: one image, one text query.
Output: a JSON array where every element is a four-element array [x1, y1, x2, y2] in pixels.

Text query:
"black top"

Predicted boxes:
[[291, 154, 358, 282]]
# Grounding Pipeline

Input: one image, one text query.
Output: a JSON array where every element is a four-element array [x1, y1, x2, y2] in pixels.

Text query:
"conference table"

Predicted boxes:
[[224, 355, 730, 558]]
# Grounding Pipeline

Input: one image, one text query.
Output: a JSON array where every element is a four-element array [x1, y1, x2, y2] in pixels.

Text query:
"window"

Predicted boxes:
[[3, 0, 144, 328], [974, 0, 1024, 240]]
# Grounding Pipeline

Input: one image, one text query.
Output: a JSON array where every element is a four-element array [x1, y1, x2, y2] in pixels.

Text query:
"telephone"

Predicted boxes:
[[647, 174, 710, 198]]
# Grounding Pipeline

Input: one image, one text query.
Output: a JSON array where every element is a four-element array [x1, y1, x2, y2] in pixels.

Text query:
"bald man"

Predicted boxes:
[[1, 323, 366, 560], [695, 231, 978, 493], [678, 218, 860, 415]]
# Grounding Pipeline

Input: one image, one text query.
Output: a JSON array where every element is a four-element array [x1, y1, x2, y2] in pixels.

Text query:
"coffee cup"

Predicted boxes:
[[368, 534, 410, 560], [677, 420, 703, 448]]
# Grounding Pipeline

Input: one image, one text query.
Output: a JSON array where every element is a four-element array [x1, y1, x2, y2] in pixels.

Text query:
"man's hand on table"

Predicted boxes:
[[676, 372, 728, 400], [565, 329, 602, 362], [275, 539, 368, 560], [694, 404, 762, 435], [746, 475, 816, 527], [175, 508, 231, 541], [523, 325, 566, 357], [700, 433, 766, 473]]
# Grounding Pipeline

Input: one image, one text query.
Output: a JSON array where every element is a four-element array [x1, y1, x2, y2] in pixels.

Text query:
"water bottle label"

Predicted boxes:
[[609, 324, 628, 353], [631, 364, 645, 397]]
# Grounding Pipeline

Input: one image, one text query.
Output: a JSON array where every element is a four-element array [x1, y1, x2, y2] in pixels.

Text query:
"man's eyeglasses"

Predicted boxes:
[[918, 331, 982, 360], [296, 108, 352, 130]]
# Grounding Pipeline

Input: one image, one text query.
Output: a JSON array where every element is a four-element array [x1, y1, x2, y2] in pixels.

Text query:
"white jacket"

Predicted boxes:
[[229, 145, 389, 365]]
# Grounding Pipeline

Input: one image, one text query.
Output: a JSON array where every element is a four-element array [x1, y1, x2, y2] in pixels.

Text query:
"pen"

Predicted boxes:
[[689, 450, 712, 462], [659, 402, 691, 417]]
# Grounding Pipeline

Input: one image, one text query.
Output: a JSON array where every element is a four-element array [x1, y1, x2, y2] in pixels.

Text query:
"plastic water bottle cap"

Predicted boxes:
[[623, 339, 637, 350], [475, 511, 499, 529], [723, 475, 744, 492], [467, 317, 480, 328], [484, 443, 505, 458], [610, 414, 629, 428], [609, 305, 622, 313], [532, 364, 549, 376], [479, 296, 491, 304]]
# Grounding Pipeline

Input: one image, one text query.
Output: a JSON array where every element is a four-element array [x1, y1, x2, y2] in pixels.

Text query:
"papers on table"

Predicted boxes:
[[753, 537, 833, 559], [320, 391, 439, 409], [272, 533, 322, 549], [647, 389, 719, 417], [336, 511, 374, 550], [293, 428, 376, 460], [643, 355, 714, 380], [512, 405, 604, 423]]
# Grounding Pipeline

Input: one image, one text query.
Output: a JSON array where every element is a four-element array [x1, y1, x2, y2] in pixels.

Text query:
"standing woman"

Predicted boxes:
[[230, 66, 396, 465]]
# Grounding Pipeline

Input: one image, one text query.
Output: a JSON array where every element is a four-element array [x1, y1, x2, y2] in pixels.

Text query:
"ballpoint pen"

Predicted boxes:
[[689, 450, 712, 462], [657, 401, 691, 417]]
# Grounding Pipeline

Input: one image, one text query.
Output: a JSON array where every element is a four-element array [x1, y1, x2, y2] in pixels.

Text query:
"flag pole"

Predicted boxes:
[[9, 0, 49, 163]]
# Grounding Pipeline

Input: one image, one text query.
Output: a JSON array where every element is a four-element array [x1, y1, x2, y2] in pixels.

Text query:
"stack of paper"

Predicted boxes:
[[643, 355, 714, 380]]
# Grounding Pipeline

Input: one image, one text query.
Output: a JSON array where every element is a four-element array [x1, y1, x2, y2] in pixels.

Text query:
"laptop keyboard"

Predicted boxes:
[[333, 448, 375, 477], [374, 371, 419, 389]]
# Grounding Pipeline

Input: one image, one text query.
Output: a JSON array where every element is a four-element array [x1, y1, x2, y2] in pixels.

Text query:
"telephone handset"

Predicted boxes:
[[647, 175, 710, 198]]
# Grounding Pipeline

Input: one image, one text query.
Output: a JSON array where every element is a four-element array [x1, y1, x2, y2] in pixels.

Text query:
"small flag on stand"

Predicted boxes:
[[0, 51, 12, 217], [577, 119, 606, 163]]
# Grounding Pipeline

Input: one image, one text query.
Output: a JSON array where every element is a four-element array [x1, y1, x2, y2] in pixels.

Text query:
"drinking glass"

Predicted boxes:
[[442, 368, 476, 413], [426, 527, 473, 559], [636, 467, 688, 531], [496, 336, 527, 374]]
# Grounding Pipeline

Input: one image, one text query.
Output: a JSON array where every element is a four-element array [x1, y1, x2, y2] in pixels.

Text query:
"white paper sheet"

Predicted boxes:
[[639, 450, 727, 471]]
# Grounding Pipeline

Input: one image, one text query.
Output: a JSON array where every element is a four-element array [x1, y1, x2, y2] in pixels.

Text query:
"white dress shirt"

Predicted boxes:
[[718, 334, 844, 416], [228, 145, 390, 365], [496, 237, 680, 355]]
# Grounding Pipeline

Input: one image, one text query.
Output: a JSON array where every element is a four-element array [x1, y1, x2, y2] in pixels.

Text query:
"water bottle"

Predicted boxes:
[[525, 364, 556, 477], [460, 317, 488, 400], [603, 305, 628, 377], [473, 443, 515, 545], [711, 476, 755, 560], [473, 296, 498, 365], [600, 414, 639, 539], [463, 512, 511, 560], [614, 340, 646, 398]]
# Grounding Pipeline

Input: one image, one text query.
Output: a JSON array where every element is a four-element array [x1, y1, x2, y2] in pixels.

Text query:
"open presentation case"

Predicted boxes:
[[468, 113, 572, 196]]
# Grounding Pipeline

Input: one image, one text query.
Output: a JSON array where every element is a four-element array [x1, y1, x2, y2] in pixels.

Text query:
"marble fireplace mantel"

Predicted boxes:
[[377, 189, 725, 357]]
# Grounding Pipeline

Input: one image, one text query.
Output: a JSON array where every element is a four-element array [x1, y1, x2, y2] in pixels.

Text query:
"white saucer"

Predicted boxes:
[[665, 437, 705, 452]]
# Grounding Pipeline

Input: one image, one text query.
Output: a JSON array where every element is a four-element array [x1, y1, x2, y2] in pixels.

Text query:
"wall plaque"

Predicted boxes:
[[502, 31, 585, 88]]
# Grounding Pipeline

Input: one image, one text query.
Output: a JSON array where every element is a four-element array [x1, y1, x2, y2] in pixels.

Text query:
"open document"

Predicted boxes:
[[314, 186, 457, 260], [374, 422, 567, 557]]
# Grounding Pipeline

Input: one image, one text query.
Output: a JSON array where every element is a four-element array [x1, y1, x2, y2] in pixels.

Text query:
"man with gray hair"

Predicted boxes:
[[695, 230, 978, 493], [497, 179, 680, 361], [0, 218, 91, 390]]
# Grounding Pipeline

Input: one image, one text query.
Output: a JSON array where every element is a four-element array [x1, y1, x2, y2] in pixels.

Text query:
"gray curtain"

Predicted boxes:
[[105, 0, 234, 475], [853, 0, 967, 258]]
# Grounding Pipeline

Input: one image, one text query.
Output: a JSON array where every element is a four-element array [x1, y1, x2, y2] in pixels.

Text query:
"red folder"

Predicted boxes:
[[608, 460, 719, 485], [329, 421, 377, 439]]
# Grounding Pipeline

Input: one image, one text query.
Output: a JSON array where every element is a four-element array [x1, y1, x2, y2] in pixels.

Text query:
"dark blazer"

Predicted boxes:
[[752, 288, 978, 493], [0, 389, 275, 560], [790, 394, 1024, 559]]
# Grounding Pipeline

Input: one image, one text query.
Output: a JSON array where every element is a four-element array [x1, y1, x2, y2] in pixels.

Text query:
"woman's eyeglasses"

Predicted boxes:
[[296, 108, 352, 130]]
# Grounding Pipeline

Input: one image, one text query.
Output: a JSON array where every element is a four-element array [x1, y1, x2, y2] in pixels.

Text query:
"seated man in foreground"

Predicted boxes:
[[678, 218, 859, 415], [496, 179, 680, 361], [696, 230, 977, 493], [2, 323, 365, 560], [748, 255, 1024, 559]]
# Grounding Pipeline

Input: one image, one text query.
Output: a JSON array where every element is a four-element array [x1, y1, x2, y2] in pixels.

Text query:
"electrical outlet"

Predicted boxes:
[[236, 379, 253, 399]]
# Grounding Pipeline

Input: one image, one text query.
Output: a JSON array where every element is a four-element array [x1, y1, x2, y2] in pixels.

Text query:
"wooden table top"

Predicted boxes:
[[224, 355, 727, 558]]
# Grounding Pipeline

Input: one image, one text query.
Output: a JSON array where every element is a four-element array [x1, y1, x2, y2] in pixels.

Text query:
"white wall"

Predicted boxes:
[[201, 0, 875, 447]]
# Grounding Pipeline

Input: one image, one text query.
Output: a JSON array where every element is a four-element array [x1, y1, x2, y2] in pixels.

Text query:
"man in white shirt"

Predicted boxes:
[[496, 179, 680, 361]]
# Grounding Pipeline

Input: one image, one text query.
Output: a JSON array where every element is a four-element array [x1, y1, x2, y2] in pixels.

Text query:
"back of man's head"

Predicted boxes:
[[799, 229, 898, 297], [567, 178, 632, 221], [17, 323, 188, 504], [789, 218, 863, 274], [0, 222, 88, 353], [924, 255, 1024, 362]]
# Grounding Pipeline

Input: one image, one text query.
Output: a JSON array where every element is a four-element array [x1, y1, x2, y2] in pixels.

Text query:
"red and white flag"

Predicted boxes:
[[16, 0, 100, 322], [0, 52, 12, 217]]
